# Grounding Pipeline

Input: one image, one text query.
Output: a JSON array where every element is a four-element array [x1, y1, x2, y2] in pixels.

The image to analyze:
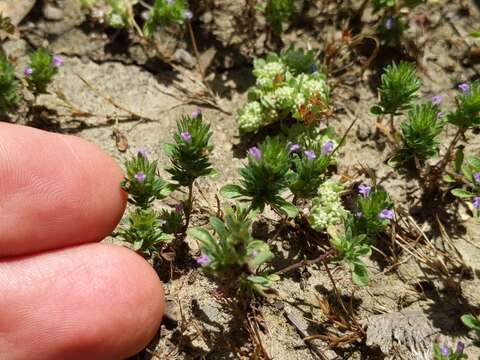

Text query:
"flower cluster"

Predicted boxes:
[[237, 47, 330, 133], [307, 180, 346, 231], [189, 205, 279, 299], [24, 49, 62, 95], [433, 342, 467, 360]]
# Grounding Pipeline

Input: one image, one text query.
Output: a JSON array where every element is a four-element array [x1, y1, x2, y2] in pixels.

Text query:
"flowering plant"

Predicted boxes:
[[433, 342, 467, 360], [24, 49, 62, 96], [451, 155, 480, 219], [307, 180, 346, 232], [143, 0, 191, 37], [237, 47, 330, 133], [0, 54, 20, 114], [189, 204, 279, 298]]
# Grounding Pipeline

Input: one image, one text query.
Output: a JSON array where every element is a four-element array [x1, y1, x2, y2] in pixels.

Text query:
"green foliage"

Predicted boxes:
[[118, 208, 171, 256], [351, 188, 393, 239], [143, 0, 189, 37], [447, 81, 480, 130], [164, 113, 214, 187], [433, 343, 468, 360], [371, 0, 396, 12], [330, 224, 371, 286], [121, 152, 172, 208], [371, 62, 420, 116], [462, 314, 480, 347], [25, 48, 59, 95], [307, 180, 346, 231], [452, 155, 480, 219], [105, 0, 137, 28], [188, 205, 278, 298], [395, 103, 444, 163], [0, 54, 20, 114], [377, 16, 406, 45], [221, 137, 297, 217], [263, 0, 294, 35], [159, 208, 184, 234]]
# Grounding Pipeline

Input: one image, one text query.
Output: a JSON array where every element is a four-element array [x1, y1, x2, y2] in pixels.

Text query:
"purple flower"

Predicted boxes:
[[356, 211, 363, 218], [321, 140, 335, 155], [134, 171, 146, 183], [23, 67, 33, 77], [456, 341, 465, 354], [287, 142, 300, 153], [251, 250, 259, 258], [378, 208, 394, 220], [474, 172, 480, 183], [385, 17, 394, 30], [431, 95, 442, 105], [437, 111, 444, 119], [473, 196, 480, 209], [458, 83, 470, 93], [175, 203, 184, 213], [304, 150, 316, 161], [185, 10, 193, 20], [358, 184, 371, 198], [440, 345, 449, 357], [52, 55, 63, 67], [137, 147, 149, 159], [191, 108, 202, 118], [181, 131, 192, 142], [248, 146, 262, 160], [196, 255, 209, 266]]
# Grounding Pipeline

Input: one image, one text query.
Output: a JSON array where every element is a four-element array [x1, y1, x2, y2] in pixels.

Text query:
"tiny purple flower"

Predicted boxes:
[[134, 171, 146, 183], [175, 203, 184, 213], [137, 147, 149, 159], [379, 209, 394, 220], [23, 67, 33, 77], [251, 250, 258, 258], [52, 55, 63, 67], [321, 140, 335, 155], [196, 255, 209, 266], [304, 150, 316, 161], [456, 341, 465, 354], [474, 172, 480, 183], [358, 184, 371, 198], [191, 108, 202, 118], [385, 17, 394, 30], [181, 131, 192, 142], [437, 111, 444, 119], [440, 345, 449, 357], [458, 83, 470, 93], [185, 10, 193, 20], [431, 95, 442, 105], [473, 196, 480, 209], [248, 146, 262, 160], [287, 142, 300, 153], [356, 211, 363, 218]]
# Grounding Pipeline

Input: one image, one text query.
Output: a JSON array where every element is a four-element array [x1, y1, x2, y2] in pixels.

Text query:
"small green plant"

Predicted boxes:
[[237, 47, 329, 133], [260, 0, 294, 36], [189, 204, 278, 299], [393, 103, 444, 164], [433, 342, 467, 360], [221, 137, 297, 218], [24, 49, 61, 96], [307, 180, 346, 232], [451, 155, 480, 219], [462, 314, 480, 347], [143, 0, 190, 37], [351, 184, 394, 239], [329, 224, 371, 286], [0, 54, 20, 114]]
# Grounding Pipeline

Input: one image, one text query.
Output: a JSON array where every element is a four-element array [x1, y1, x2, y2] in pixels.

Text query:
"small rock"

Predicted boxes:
[[173, 48, 196, 69], [356, 123, 371, 141], [43, 4, 64, 21]]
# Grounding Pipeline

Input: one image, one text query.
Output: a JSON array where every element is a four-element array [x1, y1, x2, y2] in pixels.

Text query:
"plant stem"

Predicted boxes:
[[389, 113, 395, 135], [435, 127, 464, 178], [187, 20, 204, 82], [275, 249, 335, 274], [184, 182, 194, 230]]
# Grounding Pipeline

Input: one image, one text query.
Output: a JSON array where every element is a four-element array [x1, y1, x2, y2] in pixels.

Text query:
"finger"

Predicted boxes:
[[0, 243, 164, 360], [0, 123, 127, 257]]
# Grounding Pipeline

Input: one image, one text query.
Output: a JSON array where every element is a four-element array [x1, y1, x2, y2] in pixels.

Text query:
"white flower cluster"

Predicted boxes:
[[236, 50, 330, 133], [307, 180, 345, 232]]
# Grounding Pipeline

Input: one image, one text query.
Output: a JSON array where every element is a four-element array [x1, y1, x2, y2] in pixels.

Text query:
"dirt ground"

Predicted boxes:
[[3, 0, 480, 359]]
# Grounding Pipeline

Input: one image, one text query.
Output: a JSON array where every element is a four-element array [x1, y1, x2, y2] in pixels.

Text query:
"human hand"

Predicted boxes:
[[0, 123, 165, 359]]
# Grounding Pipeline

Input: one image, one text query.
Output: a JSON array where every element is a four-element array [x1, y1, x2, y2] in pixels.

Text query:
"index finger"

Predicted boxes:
[[0, 123, 126, 258]]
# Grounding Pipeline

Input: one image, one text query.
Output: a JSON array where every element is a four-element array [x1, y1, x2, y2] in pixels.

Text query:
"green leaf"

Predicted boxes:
[[208, 169, 220, 179], [187, 227, 214, 244], [471, 31, 480, 38], [247, 275, 270, 285], [451, 188, 475, 199], [454, 147, 464, 173], [220, 184, 244, 199], [209, 217, 227, 239], [162, 143, 175, 157], [443, 174, 456, 183], [461, 314, 480, 331], [467, 155, 480, 171], [370, 105, 384, 115], [352, 263, 369, 286], [274, 198, 298, 218], [247, 240, 274, 267]]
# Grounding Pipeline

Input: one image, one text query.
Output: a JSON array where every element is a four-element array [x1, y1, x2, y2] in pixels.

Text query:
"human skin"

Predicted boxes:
[[0, 123, 165, 359]]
